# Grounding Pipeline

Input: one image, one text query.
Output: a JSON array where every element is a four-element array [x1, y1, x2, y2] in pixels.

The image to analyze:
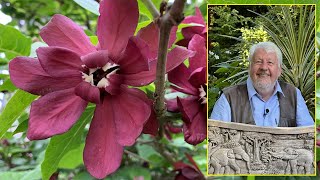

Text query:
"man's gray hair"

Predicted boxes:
[[248, 42, 282, 67]]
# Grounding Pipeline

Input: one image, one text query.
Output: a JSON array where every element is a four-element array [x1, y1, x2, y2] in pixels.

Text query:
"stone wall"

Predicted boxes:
[[208, 120, 315, 175]]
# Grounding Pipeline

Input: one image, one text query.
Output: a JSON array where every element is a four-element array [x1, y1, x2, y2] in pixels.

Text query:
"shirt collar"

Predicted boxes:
[[246, 77, 284, 99]]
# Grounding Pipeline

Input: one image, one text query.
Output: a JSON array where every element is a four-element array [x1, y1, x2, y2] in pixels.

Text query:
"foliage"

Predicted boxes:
[[207, 5, 268, 113], [253, 5, 315, 117], [0, 0, 99, 39]]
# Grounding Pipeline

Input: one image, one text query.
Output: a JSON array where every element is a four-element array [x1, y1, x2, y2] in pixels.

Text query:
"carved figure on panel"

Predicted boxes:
[[282, 147, 314, 174], [242, 132, 274, 167], [209, 147, 240, 174], [209, 128, 251, 174]]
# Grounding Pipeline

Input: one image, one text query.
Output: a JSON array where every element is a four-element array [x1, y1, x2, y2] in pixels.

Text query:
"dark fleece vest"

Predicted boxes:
[[223, 81, 297, 127]]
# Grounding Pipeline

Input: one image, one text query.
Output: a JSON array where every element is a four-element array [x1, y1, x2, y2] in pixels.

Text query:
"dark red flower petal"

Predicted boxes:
[[188, 67, 206, 89], [112, 87, 151, 146], [181, 167, 204, 180], [166, 98, 180, 112], [137, 22, 177, 59], [27, 88, 88, 140], [97, 0, 138, 58], [117, 37, 149, 74], [40, 14, 96, 56], [188, 35, 206, 72], [177, 97, 206, 145], [36, 47, 83, 78], [105, 74, 123, 95], [174, 161, 204, 180], [75, 81, 101, 104], [81, 50, 110, 69], [9, 57, 81, 96], [168, 63, 198, 95], [142, 100, 159, 136], [182, 7, 205, 25], [123, 47, 194, 86], [84, 96, 123, 179]]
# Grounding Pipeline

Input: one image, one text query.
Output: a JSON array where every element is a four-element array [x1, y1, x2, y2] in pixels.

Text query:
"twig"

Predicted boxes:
[[153, 140, 176, 164], [140, 0, 160, 19], [152, 2, 186, 164], [154, 0, 186, 123], [124, 149, 151, 163]]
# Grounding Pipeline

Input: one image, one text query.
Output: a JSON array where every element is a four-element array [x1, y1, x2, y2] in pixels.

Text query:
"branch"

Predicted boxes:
[[153, 139, 176, 164], [145, 0, 186, 166], [140, 0, 160, 19], [124, 149, 151, 163], [154, 0, 186, 122]]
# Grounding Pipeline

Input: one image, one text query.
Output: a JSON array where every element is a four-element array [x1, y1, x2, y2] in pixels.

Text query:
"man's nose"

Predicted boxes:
[[259, 61, 268, 70]]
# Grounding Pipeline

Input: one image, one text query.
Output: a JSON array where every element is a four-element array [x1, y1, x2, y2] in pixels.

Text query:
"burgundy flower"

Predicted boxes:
[[174, 153, 205, 180], [168, 34, 207, 145], [9, 0, 193, 178], [136, 21, 193, 136], [176, 7, 207, 47]]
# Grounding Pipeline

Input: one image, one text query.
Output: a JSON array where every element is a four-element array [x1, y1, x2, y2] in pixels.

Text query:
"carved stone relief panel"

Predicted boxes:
[[208, 120, 315, 175]]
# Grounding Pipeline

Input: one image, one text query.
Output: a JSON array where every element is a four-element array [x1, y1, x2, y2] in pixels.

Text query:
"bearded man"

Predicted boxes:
[[210, 42, 314, 127]]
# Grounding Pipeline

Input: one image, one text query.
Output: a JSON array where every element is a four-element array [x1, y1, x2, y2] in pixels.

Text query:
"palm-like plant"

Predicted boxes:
[[251, 5, 315, 118]]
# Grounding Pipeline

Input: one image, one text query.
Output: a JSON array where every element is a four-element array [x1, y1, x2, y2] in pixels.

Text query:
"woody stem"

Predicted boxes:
[[154, 0, 186, 129]]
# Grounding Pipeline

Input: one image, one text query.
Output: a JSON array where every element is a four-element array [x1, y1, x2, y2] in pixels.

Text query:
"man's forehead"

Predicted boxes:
[[253, 49, 278, 59]]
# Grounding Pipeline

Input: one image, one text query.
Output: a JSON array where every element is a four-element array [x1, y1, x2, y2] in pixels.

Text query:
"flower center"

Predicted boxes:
[[82, 62, 119, 88], [199, 84, 207, 104]]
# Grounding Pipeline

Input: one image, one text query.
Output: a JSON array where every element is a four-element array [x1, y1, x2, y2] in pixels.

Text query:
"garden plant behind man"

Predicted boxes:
[[210, 42, 314, 127]]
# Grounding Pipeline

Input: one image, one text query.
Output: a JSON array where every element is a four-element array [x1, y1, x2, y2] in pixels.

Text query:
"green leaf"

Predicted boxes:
[[41, 106, 94, 180], [171, 135, 194, 150], [0, 79, 17, 92], [138, 83, 155, 98], [89, 36, 98, 46], [0, 152, 44, 180], [317, 147, 320, 162], [136, 143, 161, 161], [0, 24, 32, 58], [0, 90, 37, 139], [73, 172, 95, 180], [58, 143, 85, 169], [207, 0, 320, 29], [107, 166, 151, 180], [0, 74, 9, 80], [21, 165, 42, 180], [0, 58, 9, 65], [0, 171, 29, 180], [138, 0, 153, 20], [29, 42, 48, 58], [137, 0, 162, 20], [12, 112, 29, 135], [73, 0, 99, 16], [136, 135, 164, 165], [13, 120, 28, 135], [135, 20, 152, 35]]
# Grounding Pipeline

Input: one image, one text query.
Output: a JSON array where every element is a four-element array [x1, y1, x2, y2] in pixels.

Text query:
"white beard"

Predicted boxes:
[[253, 79, 276, 93]]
